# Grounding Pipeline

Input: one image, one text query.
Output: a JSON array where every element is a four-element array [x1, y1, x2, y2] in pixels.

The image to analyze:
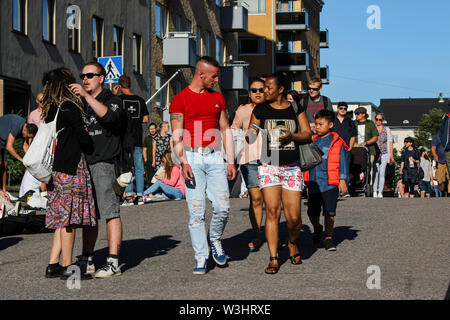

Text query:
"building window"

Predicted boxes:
[[277, 32, 294, 52], [155, 3, 167, 38], [239, 37, 266, 55], [42, 0, 55, 43], [12, 0, 27, 34], [155, 74, 167, 110], [246, 0, 265, 14], [113, 26, 123, 56], [216, 37, 224, 66], [92, 16, 103, 58], [196, 26, 202, 55], [186, 19, 192, 33], [204, 31, 211, 56], [132, 33, 142, 74], [175, 14, 182, 32]]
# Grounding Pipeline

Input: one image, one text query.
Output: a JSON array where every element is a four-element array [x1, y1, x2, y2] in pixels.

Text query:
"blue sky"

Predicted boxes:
[[320, 0, 450, 105]]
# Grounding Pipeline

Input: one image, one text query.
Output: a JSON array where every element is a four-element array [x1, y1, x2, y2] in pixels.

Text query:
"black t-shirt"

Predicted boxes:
[[252, 102, 306, 166], [83, 89, 123, 164], [119, 94, 149, 147]]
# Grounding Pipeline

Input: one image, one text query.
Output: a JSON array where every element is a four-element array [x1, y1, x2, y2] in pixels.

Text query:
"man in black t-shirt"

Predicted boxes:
[[300, 78, 333, 134], [113, 75, 149, 206]]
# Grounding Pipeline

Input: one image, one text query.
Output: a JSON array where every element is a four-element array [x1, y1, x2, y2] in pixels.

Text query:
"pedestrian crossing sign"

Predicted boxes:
[[97, 56, 123, 83]]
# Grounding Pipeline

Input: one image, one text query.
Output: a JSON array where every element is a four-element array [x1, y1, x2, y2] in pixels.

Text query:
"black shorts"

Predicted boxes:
[[307, 187, 339, 217], [0, 140, 8, 163]]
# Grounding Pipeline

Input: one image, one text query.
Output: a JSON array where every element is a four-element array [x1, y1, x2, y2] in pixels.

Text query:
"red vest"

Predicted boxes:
[[303, 132, 348, 186]]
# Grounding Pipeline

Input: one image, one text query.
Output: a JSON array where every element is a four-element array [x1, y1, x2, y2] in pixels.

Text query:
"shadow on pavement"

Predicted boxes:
[[93, 235, 180, 273], [0, 237, 23, 251]]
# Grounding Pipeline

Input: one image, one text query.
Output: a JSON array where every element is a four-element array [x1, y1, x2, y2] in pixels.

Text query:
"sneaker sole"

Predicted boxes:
[[94, 271, 121, 278], [212, 255, 227, 266], [193, 270, 206, 275]]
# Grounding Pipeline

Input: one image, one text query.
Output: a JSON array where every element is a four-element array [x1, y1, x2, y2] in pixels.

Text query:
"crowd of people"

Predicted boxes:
[[0, 55, 449, 279]]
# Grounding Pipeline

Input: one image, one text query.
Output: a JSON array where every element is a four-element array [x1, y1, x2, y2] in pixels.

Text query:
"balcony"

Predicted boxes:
[[275, 50, 309, 72], [320, 65, 330, 85], [276, 9, 308, 31], [162, 32, 197, 67], [220, 2, 248, 32], [220, 61, 249, 91], [320, 29, 329, 48]]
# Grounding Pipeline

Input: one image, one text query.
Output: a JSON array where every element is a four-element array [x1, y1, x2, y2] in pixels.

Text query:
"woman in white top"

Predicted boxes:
[[231, 77, 265, 251], [372, 113, 394, 198]]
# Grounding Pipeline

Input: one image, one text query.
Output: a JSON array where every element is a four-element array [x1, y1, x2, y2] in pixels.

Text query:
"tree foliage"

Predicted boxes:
[[414, 108, 445, 149]]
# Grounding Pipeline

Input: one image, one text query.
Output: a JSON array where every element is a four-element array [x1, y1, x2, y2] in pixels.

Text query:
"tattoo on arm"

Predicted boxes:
[[170, 113, 183, 121]]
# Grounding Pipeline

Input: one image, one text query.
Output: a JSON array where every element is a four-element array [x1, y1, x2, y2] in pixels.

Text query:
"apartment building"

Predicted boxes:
[[0, 0, 246, 124], [237, 0, 328, 94], [0, 0, 150, 117]]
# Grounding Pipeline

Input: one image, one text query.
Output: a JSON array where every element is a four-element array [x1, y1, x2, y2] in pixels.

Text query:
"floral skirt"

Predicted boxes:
[[46, 155, 97, 229]]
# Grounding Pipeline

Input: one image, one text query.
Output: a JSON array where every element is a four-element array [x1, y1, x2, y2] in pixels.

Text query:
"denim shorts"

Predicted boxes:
[[88, 162, 120, 220], [258, 163, 303, 191], [240, 163, 260, 189], [307, 187, 339, 217], [419, 180, 432, 195]]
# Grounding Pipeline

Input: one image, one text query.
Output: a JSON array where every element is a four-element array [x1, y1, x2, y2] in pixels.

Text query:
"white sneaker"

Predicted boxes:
[[378, 192, 383, 198], [94, 259, 121, 278], [373, 191, 378, 198], [6, 192, 18, 201], [74, 255, 96, 274]]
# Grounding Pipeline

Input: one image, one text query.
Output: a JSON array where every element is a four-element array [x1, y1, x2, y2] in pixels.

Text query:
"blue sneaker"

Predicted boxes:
[[210, 240, 227, 265], [193, 257, 207, 275]]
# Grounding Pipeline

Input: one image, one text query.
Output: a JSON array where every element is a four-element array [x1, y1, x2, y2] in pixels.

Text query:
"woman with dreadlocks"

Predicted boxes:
[[41, 67, 96, 280]]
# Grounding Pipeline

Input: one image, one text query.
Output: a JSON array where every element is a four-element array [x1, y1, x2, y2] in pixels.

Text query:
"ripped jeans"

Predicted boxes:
[[184, 150, 230, 260]]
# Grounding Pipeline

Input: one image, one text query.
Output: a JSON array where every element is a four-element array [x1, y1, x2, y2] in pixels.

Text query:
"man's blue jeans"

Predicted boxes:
[[184, 150, 230, 260], [125, 147, 145, 197], [143, 180, 183, 200]]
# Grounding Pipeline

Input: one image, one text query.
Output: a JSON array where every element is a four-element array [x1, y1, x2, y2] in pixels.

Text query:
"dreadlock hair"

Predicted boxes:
[[41, 67, 84, 119]]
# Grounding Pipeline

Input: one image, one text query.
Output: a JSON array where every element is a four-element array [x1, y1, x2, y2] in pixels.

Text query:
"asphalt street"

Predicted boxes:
[[0, 196, 449, 300]]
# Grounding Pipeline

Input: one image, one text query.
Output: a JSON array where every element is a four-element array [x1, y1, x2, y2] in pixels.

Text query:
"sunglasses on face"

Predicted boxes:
[[355, 112, 363, 115], [338, 107, 348, 110], [250, 88, 264, 93], [375, 118, 383, 121], [308, 87, 320, 91], [79, 73, 101, 80]]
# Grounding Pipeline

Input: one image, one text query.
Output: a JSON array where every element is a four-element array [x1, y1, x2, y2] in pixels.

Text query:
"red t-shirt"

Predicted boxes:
[[169, 87, 226, 147]]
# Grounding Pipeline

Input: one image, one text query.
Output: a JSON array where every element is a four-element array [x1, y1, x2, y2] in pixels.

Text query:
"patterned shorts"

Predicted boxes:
[[258, 163, 303, 191]]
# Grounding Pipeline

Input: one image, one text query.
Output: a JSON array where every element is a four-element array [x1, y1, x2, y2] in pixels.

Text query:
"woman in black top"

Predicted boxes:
[[41, 67, 96, 279], [248, 73, 311, 274]]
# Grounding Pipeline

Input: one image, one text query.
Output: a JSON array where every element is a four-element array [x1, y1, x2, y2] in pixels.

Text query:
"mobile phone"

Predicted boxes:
[[252, 123, 262, 130]]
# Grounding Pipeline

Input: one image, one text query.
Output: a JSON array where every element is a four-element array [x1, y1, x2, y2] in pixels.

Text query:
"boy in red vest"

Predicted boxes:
[[304, 109, 348, 251]]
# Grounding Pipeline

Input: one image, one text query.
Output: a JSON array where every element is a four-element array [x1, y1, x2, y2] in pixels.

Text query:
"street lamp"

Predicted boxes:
[[438, 92, 445, 103]]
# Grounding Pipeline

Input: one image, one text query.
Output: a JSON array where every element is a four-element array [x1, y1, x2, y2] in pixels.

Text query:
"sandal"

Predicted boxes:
[[248, 237, 262, 252], [265, 256, 279, 275], [288, 240, 302, 265]]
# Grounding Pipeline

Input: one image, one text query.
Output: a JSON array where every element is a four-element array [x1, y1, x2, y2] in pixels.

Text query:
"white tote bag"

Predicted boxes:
[[23, 106, 63, 183]]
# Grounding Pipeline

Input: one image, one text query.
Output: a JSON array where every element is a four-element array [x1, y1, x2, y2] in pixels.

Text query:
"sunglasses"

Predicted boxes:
[[308, 87, 320, 91], [250, 88, 264, 93], [338, 107, 348, 110], [375, 118, 383, 121], [79, 73, 101, 80]]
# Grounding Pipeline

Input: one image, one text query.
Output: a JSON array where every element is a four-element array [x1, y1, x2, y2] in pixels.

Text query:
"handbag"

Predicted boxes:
[[23, 105, 63, 183], [298, 142, 324, 171], [290, 101, 324, 171]]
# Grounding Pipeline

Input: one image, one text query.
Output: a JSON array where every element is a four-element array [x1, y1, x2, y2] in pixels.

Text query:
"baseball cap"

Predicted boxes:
[[354, 107, 367, 115]]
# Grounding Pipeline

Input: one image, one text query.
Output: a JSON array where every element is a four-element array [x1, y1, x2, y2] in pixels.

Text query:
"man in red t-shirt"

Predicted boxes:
[[170, 56, 236, 275]]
